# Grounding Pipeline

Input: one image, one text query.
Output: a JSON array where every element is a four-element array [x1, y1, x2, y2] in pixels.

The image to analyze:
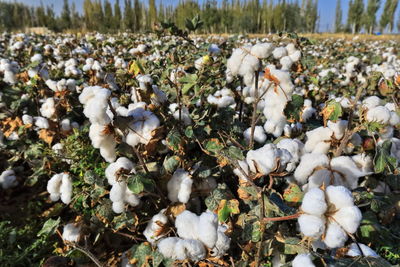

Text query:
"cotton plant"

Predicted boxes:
[[46, 173, 72, 204], [105, 157, 140, 213], [298, 186, 362, 249], [157, 210, 230, 261]]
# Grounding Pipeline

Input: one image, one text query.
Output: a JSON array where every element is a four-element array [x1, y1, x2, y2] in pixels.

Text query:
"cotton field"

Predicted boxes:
[[0, 31, 399, 266]]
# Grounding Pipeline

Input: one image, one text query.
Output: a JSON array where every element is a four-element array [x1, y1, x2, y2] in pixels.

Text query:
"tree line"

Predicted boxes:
[[0, 0, 398, 34]]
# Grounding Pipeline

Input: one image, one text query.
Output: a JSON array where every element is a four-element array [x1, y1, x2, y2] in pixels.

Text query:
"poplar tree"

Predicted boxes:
[[364, 0, 381, 34], [335, 0, 342, 32]]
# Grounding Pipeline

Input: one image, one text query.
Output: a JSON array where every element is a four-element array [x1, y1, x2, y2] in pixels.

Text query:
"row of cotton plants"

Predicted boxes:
[[0, 30, 399, 266]]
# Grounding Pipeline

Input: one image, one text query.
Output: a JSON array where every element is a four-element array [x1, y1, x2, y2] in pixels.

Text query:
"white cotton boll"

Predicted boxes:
[[272, 47, 288, 59], [178, 177, 193, 203], [169, 103, 192, 126], [110, 182, 126, 202], [198, 211, 218, 248], [305, 169, 336, 190], [112, 201, 125, 213], [294, 153, 329, 184], [366, 106, 391, 124], [208, 44, 221, 55], [124, 189, 140, 206], [330, 156, 366, 189], [60, 119, 71, 132], [352, 153, 372, 173], [298, 214, 325, 239], [326, 185, 354, 209], [0, 170, 17, 189], [301, 101, 316, 122], [62, 223, 80, 242], [40, 98, 56, 119], [227, 48, 248, 76], [389, 112, 400, 126], [327, 120, 348, 140], [362, 96, 382, 109], [246, 144, 280, 175], [238, 54, 260, 78], [333, 206, 362, 234], [60, 173, 72, 204], [175, 210, 199, 240], [301, 188, 327, 216], [323, 222, 348, 248], [250, 43, 275, 58], [3, 71, 17, 84], [207, 89, 236, 108], [347, 243, 378, 257], [31, 54, 42, 63], [289, 50, 301, 62], [157, 237, 180, 259], [21, 114, 33, 125], [167, 169, 192, 203], [211, 230, 230, 257], [243, 126, 266, 144], [47, 174, 62, 201], [144, 210, 168, 243], [277, 138, 304, 171], [45, 79, 58, 91], [280, 56, 293, 70], [184, 239, 207, 261], [292, 254, 315, 267], [304, 127, 333, 153]]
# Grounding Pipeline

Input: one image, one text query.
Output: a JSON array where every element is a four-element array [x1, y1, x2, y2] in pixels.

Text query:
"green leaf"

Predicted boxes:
[[226, 146, 244, 160], [112, 212, 135, 231], [283, 183, 304, 204], [205, 138, 224, 154], [37, 217, 60, 237], [322, 100, 342, 122], [166, 129, 182, 151], [374, 140, 397, 173], [127, 173, 154, 194], [284, 94, 304, 121], [163, 156, 180, 173], [127, 243, 164, 267]]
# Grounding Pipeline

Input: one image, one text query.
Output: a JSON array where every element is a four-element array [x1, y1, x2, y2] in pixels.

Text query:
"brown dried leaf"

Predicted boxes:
[[165, 203, 186, 217], [1, 117, 23, 137], [38, 129, 56, 145]]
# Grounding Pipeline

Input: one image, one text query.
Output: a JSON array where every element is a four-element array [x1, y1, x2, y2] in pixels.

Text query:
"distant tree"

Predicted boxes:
[[60, 0, 71, 30], [380, 0, 399, 32], [149, 0, 157, 29], [113, 0, 122, 30], [334, 0, 343, 32], [104, 0, 113, 31], [347, 0, 364, 33], [364, 0, 381, 34]]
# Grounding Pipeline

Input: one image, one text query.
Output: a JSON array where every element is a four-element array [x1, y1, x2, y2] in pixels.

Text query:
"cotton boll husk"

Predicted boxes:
[[175, 210, 199, 240], [294, 153, 329, 184], [272, 47, 288, 59], [47, 174, 62, 201], [110, 182, 126, 202], [301, 188, 327, 216], [326, 185, 354, 209], [298, 214, 325, 239], [366, 106, 391, 124], [323, 222, 348, 248], [112, 201, 125, 213], [330, 156, 366, 189], [62, 223, 81, 242], [198, 211, 218, 248], [157, 237, 180, 259], [292, 254, 315, 267], [327, 120, 348, 140], [333, 206, 362, 234], [184, 239, 207, 261], [347, 243, 378, 257], [243, 126, 266, 144], [60, 174, 72, 204], [0, 170, 18, 189]]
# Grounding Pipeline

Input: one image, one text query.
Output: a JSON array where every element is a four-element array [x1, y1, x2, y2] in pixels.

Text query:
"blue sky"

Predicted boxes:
[[3, 0, 400, 32]]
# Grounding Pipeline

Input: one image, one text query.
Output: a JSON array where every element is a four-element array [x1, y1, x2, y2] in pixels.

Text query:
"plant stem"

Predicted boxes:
[[263, 212, 301, 222], [249, 71, 260, 149]]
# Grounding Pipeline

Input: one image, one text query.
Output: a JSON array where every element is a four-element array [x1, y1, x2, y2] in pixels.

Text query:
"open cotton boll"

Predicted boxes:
[[62, 223, 81, 242], [110, 182, 126, 203], [167, 169, 193, 203], [347, 243, 378, 257], [243, 126, 266, 144], [352, 153, 372, 173], [327, 120, 348, 140], [272, 47, 287, 59], [30, 54, 42, 63], [389, 111, 400, 126], [169, 103, 192, 125], [157, 237, 180, 259], [362, 96, 381, 109], [136, 74, 153, 90], [175, 210, 200, 240], [304, 127, 333, 154], [211, 229, 231, 257], [198, 211, 218, 248], [323, 222, 348, 248], [298, 214, 325, 239], [292, 254, 315, 267], [301, 99, 316, 122], [143, 210, 168, 244], [0, 170, 18, 189], [280, 56, 293, 70], [208, 44, 221, 55], [325, 185, 354, 210], [47, 174, 62, 201], [250, 42, 275, 58], [112, 201, 125, 213], [207, 88, 236, 108], [227, 47, 248, 76], [366, 106, 391, 124], [183, 239, 207, 261], [301, 188, 327, 216], [60, 173, 72, 204], [246, 144, 282, 175], [332, 206, 362, 234], [289, 50, 301, 62], [276, 138, 304, 171], [294, 153, 329, 184], [330, 156, 366, 189], [40, 98, 56, 119]]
